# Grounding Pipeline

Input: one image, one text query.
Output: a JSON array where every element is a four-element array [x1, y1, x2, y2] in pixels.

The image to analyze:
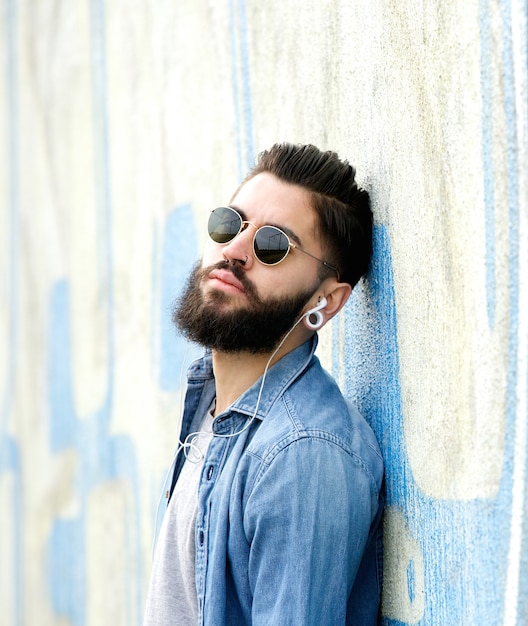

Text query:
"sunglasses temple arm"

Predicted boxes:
[[291, 244, 340, 281]]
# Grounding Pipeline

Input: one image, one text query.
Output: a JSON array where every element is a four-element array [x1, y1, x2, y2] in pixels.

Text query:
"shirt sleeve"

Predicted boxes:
[[243, 436, 381, 625]]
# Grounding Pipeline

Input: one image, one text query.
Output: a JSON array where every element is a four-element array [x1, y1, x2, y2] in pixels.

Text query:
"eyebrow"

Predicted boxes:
[[229, 204, 304, 246]]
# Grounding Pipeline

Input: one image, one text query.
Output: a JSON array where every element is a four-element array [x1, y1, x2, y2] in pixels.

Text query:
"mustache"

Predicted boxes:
[[201, 259, 261, 302]]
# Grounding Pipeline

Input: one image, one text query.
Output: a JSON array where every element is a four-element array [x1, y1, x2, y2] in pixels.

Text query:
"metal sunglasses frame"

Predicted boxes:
[[208, 206, 340, 279]]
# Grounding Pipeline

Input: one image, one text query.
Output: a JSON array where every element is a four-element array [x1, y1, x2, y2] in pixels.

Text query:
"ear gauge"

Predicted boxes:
[[304, 297, 328, 330]]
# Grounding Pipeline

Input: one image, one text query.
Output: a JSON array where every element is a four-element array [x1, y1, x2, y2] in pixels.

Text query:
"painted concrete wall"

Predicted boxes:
[[1, 1, 526, 624]]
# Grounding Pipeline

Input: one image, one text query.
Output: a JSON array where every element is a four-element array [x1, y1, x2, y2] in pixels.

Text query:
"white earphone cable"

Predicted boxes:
[[151, 300, 322, 559]]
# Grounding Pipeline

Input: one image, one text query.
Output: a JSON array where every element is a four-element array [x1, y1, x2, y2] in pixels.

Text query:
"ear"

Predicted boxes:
[[320, 280, 352, 322], [302, 279, 352, 332]]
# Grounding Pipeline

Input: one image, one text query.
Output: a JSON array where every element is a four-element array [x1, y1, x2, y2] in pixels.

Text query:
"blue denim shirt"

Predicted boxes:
[[169, 336, 384, 625]]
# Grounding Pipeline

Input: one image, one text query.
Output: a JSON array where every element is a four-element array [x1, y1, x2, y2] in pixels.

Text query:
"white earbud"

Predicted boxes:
[[304, 297, 328, 330]]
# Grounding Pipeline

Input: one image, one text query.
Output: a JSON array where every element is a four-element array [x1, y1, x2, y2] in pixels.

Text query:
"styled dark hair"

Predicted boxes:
[[244, 143, 372, 288]]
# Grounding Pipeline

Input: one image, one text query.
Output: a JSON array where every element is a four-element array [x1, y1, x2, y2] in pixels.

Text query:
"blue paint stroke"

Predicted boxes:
[[498, 1, 524, 623], [406, 559, 416, 605], [479, 0, 497, 329], [237, 0, 254, 169], [48, 518, 85, 624], [159, 204, 201, 391], [1, 0, 23, 624], [47, 282, 77, 453], [229, 0, 255, 179]]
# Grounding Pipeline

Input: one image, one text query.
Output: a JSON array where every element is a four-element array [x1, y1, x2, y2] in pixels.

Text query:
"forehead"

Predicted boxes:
[[230, 172, 317, 241]]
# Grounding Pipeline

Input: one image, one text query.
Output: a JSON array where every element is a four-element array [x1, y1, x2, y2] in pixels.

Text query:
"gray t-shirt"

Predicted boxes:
[[144, 408, 214, 626]]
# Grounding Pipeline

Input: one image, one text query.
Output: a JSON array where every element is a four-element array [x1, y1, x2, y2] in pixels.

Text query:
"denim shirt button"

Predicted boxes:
[[207, 465, 214, 480], [198, 530, 204, 546]]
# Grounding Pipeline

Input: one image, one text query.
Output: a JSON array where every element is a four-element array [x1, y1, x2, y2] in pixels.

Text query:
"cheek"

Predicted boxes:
[[256, 268, 298, 300]]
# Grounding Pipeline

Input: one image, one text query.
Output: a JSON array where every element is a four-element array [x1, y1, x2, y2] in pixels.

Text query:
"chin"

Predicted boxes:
[[204, 286, 239, 307]]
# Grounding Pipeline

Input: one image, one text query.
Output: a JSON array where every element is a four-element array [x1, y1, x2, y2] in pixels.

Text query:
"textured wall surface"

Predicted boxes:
[[1, 1, 527, 624]]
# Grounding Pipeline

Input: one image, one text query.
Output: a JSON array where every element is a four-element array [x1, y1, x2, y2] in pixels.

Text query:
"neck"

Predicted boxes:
[[211, 326, 312, 415]]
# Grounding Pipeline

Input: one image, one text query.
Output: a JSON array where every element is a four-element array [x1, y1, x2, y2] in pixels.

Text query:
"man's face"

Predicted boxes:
[[173, 173, 326, 353]]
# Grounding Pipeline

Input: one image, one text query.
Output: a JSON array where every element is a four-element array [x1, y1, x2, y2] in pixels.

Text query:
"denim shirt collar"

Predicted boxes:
[[186, 334, 319, 421]]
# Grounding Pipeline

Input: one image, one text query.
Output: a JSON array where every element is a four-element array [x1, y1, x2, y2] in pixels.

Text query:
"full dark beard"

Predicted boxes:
[[173, 260, 318, 354]]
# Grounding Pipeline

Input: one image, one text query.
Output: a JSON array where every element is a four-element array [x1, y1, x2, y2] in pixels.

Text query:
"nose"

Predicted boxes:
[[221, 222, 255, 268]]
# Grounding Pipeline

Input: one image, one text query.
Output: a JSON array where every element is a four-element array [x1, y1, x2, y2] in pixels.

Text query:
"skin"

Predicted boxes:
[[200, 172, 352, 415]]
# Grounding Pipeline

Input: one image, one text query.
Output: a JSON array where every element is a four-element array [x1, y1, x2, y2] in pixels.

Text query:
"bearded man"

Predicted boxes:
[[144, 143, 384, 626]]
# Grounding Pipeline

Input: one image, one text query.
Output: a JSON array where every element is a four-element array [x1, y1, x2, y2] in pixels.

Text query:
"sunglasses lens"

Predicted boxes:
[[254, 226, 290, 264], [208, 207, 242, 243]]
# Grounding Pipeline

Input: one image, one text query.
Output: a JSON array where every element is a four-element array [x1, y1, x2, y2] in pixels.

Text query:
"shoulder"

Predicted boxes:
[[246, 357, 383, 489]]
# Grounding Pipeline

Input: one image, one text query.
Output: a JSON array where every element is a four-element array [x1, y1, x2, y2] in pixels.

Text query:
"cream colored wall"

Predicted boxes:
[[1, 1, 526, 624]]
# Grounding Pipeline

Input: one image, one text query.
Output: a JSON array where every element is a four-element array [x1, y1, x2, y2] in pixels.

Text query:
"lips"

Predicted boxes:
[[208, 268, 246, 293]]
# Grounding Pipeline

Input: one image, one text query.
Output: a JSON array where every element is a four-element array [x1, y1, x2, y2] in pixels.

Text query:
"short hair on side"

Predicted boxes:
[[244, 143, 373, 288]]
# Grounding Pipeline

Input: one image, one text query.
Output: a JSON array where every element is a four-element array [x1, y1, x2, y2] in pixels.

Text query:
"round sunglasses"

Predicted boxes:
[[208, 206, 339, 277]]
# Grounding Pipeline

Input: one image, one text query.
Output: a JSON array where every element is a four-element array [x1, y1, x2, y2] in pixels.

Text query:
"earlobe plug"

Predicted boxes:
[[304, 297, 328, 330]]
